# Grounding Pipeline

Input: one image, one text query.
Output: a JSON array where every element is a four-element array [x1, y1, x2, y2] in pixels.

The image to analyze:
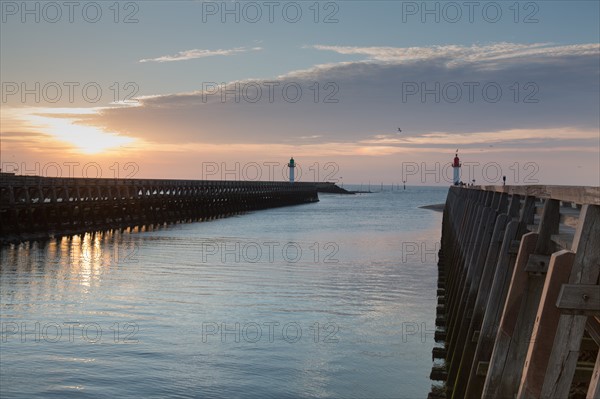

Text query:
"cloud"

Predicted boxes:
[[307, 43, 600, 65], [139, 46, 263, 63], [48, 43, 599, 155], [2, 107, 135, 154]]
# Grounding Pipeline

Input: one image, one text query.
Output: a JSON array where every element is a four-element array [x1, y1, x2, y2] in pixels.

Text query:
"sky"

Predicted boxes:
[[1, 0, 599, 186]]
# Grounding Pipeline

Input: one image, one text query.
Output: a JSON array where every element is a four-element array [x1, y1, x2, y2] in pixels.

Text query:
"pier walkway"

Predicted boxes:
[[430, 185, 600, 399], [0, 174, 319, 244]]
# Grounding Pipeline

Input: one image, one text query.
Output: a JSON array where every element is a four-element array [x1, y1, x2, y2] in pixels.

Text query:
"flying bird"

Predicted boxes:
[[397, 128, 402, 132]]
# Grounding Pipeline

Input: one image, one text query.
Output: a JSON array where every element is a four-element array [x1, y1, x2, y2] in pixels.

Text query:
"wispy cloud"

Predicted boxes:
[[307, 43, 600, 66], [70, 42, 600, 154], [139, 46, 263, 63], [31, 42, 600, 156]]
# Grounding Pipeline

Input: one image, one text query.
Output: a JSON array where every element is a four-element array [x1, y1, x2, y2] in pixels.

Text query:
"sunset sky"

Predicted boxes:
[[1, 1, 599, 185]]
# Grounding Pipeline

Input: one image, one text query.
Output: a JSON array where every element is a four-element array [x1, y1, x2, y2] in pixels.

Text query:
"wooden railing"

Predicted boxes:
[[429, 185, 600, 399], [0, 174, 319, 244]]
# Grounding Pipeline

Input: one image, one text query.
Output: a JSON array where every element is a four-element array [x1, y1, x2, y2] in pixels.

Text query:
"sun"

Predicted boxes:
[[3, 107, 135, 154]]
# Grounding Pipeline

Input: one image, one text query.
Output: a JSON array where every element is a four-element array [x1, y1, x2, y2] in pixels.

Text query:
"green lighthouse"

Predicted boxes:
[[288, 157, 296, 183]]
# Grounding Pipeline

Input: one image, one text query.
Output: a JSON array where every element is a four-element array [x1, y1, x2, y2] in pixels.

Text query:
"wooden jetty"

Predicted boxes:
[[430, 185, 600, 399], [0, 174, 320, 244]]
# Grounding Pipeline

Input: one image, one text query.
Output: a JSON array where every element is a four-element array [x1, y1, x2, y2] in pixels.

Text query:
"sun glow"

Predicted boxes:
[[2, 107, 135, 154]]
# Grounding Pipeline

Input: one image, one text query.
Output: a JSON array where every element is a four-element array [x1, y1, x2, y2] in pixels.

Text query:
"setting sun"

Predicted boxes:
[[2, 107, 135, 154]]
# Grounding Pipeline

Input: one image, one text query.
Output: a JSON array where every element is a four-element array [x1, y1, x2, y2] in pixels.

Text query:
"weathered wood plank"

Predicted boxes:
[[432, 347, 447, 360], [587, 351, 600, 399], [483, 199, 560, 398], [482, 233, 539, 398], [556, 284, 600, 314], [476, 361, 489, 377], [477, 185, 600, 206], [541, 204, 600, 398], [507, 194, 522, 219], [447, 206, 496, 392], [516, 250, 576, 399], [432, 187, 598, 399], [464, 224, 531, 398], [518, 196, 537, 237], [431, 366, 449, 381], [509, 240, 521, 255], [587, 317, 600, 346], [524, 254, 552, 274], [447, 202, 485, 339], [535, 199, 560, 254], [496, 192, 508, 214], [450, 213, 510, 399]]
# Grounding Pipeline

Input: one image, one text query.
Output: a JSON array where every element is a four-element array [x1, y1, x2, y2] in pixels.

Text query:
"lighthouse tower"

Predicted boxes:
[[452, 152, 461, 185], [288, 157, 296, 183]]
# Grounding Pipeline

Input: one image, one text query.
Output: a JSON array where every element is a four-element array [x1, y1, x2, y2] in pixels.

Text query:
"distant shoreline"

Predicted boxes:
[[420, 204, 445, 212]]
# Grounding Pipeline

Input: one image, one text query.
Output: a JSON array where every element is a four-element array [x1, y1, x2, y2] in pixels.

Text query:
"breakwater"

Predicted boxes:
[[0, 174, 319, 244], [430, 185, 600, 399]]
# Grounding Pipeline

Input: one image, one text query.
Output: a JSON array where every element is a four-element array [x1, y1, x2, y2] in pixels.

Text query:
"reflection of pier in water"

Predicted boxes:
[[1, 174, 323, 244], [429, 185, 600, 399]]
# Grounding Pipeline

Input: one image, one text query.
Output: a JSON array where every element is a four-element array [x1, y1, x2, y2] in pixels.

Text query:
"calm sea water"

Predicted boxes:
[[1, 186, 447, 399]]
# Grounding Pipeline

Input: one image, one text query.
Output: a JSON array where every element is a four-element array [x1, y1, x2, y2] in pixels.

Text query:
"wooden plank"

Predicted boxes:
[[483, 199, 560, 398], [450, 213, 510, 399], [447, 206, 497, 392], [556, 284, 600, 314], [482, 233, 539, 398], [587, 317, 600, 346], [587, 352, 600, 399], [447, 202, 485, 337], [509, 240, 521, 255], [507, 194, 522, 219], [477, 185, 600, 206], [524, 254, 552, 274], [432, 347, 447, 360], [477, 361, 489, 377], [464, 225, 531, 398], [496, 192, 509, 214], [516, 250, 576, 399], [541, 205, 600, 398], [482, 263, 543, 398], [518, 196, 537, 237], [435, 330, 446, 342], [431, 366, 448, 381], [535, 199, 560, 254]]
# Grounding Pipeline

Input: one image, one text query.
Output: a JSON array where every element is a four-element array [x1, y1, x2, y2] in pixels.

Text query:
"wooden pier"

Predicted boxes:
[[0, 174, 320, 244], [430, 185, 600, 399]]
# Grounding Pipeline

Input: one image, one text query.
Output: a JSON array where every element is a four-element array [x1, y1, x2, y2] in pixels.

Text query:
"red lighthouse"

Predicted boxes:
[[452, 152, 461, 185]]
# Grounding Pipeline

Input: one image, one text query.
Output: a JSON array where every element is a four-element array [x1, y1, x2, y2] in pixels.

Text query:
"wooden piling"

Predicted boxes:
[[0, 175, 320, 243], [429, 185, 600, 399], [541, 205, 600, 398], [517, 250, 576, 398]]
